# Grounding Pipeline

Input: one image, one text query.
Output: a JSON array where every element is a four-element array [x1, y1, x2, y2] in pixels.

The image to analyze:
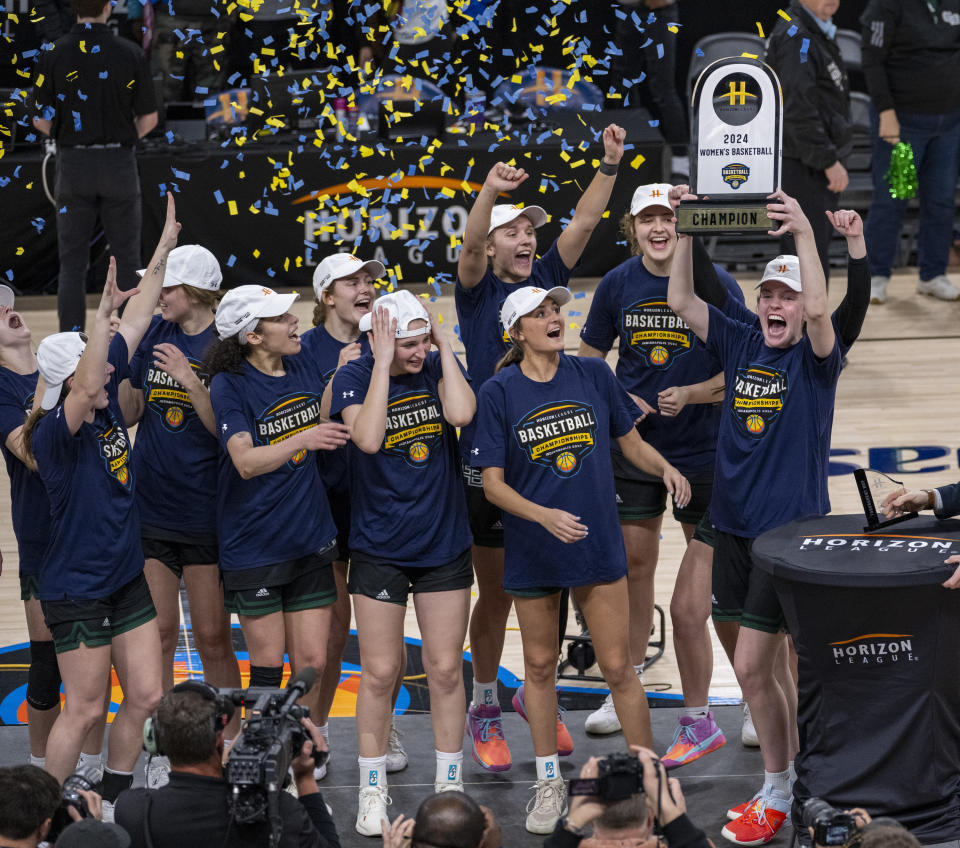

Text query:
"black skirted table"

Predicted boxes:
[[752, 514, 960, 844]]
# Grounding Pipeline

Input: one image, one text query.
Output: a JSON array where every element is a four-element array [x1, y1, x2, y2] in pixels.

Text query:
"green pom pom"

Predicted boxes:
[[885, 141, 917, 200]]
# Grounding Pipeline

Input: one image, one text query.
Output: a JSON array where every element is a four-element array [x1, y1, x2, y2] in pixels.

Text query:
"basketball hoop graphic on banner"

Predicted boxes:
[[677, 57, 783, 234]]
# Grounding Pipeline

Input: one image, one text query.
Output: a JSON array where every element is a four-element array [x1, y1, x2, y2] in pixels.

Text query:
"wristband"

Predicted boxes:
[[598, 160, 619, 176]]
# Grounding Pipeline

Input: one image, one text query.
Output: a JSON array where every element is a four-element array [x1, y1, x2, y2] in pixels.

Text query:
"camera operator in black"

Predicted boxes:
[[0, 765, 61, 848], [114, 684, 340, 848], [765, 0, 852, 283], [546, 748, 710, 848]]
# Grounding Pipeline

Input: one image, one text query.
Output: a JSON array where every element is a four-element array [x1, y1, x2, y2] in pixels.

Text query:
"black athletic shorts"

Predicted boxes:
[[692, 506, 717, 548], [711, 530, 785, 633], [142, 536, 219, 579], [613, 452, 714, 525], [42, 572, 157, 654], [348, 547, 473, 605], [462, 461, 503, 548], [223, 547, 338, 616], [20, 574, 40, 602]]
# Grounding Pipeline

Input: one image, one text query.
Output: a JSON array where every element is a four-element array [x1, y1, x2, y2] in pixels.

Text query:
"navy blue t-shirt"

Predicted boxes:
[[579, 256, 744, 474], [299, 324, 371, 492], [455, 239, 571, 459], [472, 354, 639, 590], [0, 368, 51, 577], [706, 305, 842, 538], [211, 355, 337, 571], [32, 335, 142, 601], [330, 351, 472, 566], [128, 315, 218, 541]]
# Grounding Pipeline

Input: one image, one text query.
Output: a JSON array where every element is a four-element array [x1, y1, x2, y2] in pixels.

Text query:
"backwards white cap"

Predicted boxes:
[[358, 290, 431, 338]]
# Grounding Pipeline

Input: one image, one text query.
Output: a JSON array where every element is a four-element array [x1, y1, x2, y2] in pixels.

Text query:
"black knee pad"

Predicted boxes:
[[27, 641, 62, 711], [249, 665, 283, 687]]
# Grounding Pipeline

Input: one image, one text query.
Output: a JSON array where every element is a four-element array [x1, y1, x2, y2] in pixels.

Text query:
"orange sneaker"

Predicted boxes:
[[727, 792, 760, 820], [511, 685, 574, 757], [721, 791, 791, 845], [466, 704, 512, 772]]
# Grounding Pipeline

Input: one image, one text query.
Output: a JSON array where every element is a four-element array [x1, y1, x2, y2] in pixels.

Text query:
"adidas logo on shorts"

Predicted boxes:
[[616, 494, 623, 504], [492, 521, 503, 530], [376, 589, 390, 601], [255, 588, 270, 598], [102, 617, 110, 627]]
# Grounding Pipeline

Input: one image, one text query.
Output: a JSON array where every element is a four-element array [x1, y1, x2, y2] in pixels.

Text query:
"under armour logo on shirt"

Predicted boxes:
[[343, 390, 355, 398], [222, 423, 228, 432], [471, 448, 479, 455]]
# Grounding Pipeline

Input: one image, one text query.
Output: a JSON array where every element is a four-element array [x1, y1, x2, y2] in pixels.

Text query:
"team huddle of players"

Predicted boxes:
[[0, 123, 871, 840]]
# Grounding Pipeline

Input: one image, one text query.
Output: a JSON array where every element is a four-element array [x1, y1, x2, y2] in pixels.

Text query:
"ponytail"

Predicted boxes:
[[494, 327, 525, 373], [312, 297, 327, 327], [21, 407, 49, 472]]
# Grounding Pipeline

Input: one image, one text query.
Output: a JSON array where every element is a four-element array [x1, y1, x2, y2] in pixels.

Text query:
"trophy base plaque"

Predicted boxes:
[[854, 468, 919, 534], [676, 199, 772, 235]]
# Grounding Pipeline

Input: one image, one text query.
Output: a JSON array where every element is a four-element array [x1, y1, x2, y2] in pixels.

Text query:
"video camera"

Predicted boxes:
[[802, 798, 860, 847], [222, 667, 324, 848], [569, 753, 646, 802], [47, 765, 98, 842]]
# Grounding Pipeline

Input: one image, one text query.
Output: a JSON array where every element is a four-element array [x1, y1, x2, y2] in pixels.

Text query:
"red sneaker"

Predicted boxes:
[[727, 791, 761, 820], [721, 791, 791, 845], [511, 685, 574, 757]]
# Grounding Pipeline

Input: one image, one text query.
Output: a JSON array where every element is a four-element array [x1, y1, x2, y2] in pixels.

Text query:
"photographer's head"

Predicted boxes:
[[0, 765, 61, 847], [411, 791, 487, 848], [860, 819, 921, 848], [148, 681, 234, 770], [586, 795, 656, 847]]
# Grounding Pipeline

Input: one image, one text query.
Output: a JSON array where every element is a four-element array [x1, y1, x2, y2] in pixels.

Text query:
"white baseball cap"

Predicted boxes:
[[215, 285, 299, 342], [758, 255, 803, 292], [137, 245, 223, 291], [358, 290, 431, 338], [0, 284, 14, 308], [629, 183, 674, 216], [500, 286, 572, 333], [36, 331, 87, 410], [488, 204, 548, 234], [312, 253, 385, 298]]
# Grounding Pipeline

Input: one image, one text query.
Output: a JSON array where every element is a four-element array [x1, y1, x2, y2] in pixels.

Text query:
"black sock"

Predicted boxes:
[[100, 768, 134, 802]]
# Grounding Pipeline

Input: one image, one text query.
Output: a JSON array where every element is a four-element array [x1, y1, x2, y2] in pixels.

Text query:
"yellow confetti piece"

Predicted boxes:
[[284, 258, 290, 272], [16, 246, 23, 255], [777, 8, 791, 19], [756, 22, 765, 37], [440, 186, 455, 198], [227, 200, 238, 215], [630, 154, 646, 169], [253, 249, 260, 257], [569, 159, 584, 168], [79, 40, 86, 52], [668, 24, 678, 33], [741, 52, 758, 59]]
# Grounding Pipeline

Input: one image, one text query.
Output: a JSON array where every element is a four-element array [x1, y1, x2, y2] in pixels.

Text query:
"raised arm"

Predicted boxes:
[[339, 308, 395, 454], [767, 190, 834, 358], [458, 163, 529, 289], [432, 315, 475, 427], [118, 192, 180, 357], [556, 123, 625, 269], [826, 209, 869, 349], [666, 233, 709, 343]]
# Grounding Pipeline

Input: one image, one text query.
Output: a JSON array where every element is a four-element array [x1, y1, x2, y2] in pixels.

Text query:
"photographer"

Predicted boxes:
[[114, 684, 339, 848], [804, 803, 920, 848], [381, 793, 501, 848], [546, 748, 710, 848]]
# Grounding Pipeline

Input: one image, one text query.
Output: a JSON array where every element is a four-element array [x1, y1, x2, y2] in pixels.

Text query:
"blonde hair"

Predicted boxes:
[[620, 211, 642, 256], [494, 325, 524, 372], [181, 284, 219, 312]]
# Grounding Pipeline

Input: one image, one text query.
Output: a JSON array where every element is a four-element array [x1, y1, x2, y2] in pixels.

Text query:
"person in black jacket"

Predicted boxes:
[[114, 684, 340, 848], [882, 481, 960, 589], [860, 0, 960, 304], [765, 0, 852, 284], [544, 748, 711, 848]]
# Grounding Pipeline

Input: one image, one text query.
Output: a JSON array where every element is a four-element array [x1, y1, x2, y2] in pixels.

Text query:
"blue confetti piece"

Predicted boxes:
[[657, 43, 664, 59], [226, 254, 236, 267], [98, 71, 108, 79], [0, 178, 8, 188], [568, 311, 581, 317], [30, 217, 45, 233], [787, 24, 798, 37], [800, 38, 810, 61], [574, 291, 586, 299], [5, 270, 12, 281], [214, 190, 224, 204], [72, 110, 82, 131], [91, 44, 100, 53], [172, 168, 191, 181]]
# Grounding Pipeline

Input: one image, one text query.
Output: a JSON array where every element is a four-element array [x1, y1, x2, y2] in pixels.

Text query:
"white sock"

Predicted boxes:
[[78, 751, 102, 768], [317, 722, 330, 741], [435, 750, 463, 784], [764, 768, 791, 796], [788, 760, 797, 785], [30, 755, 45, 768], [359, 755, 387, 791], [680, 705, 710, 720], [472, 680, 498, 709], [535, 754, 560, 781]]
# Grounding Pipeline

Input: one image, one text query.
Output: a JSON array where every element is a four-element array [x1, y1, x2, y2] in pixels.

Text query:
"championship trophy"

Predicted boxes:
[[676, 57, 783, 235], [854, 468, 919, 533]]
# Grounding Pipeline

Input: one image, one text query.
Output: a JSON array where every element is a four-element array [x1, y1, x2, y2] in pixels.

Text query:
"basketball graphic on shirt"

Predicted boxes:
[[650, 345, 669, 366], [621, 298, 693, 370], [292, 448, 308, 465], [165, 407, 184, 429], [408, 441, 430, 463], [732, 365, 789, 439], [116, 465, 129, 486], [254, 393, 323, 470], [555, 451, 577, 473]]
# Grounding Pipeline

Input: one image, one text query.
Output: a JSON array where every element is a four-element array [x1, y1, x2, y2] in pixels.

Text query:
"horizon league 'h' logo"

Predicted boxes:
[[254, 392, 322, 470], [828, 633, 918, 667], [145, 358, 210, 432], [732, 365, 788, 438], [713, 73, 762, 126], [620, 298, 693, 370], [514, 400, 598, 478], [383, 390, 443, 467], [96, 409, 132, 489]]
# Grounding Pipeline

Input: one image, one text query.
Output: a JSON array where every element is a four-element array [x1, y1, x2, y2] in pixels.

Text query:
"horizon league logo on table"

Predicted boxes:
[[514, 400, 598, 478], [255, 393, 322, 470], [383, 390, 443, 467], [145, 359, 210, 432], [827, 632, 919, 667], [732, 365, 788, 438], [621, 298, 694, 370]]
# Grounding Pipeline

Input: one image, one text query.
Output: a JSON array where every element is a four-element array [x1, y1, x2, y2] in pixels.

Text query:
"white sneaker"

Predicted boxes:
[[314, 761, 327, 781], [584, 693, 621, 735], [145, 755, 170, 789], [434, 780, 463, 793], [385, 721, 408, 772], [355, 785, 391, 836], [101, 799, 115, 823], [741, 703, 759, 747], [525, 777, 567, 834], [917, 275, 960, 301], [870, 276, 889, 304], [76, 757, 103, 785]]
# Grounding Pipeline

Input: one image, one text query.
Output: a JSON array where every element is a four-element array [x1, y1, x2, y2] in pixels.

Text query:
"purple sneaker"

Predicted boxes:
[[466, 703, 512, 771], [661, 711, 726, 769]]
